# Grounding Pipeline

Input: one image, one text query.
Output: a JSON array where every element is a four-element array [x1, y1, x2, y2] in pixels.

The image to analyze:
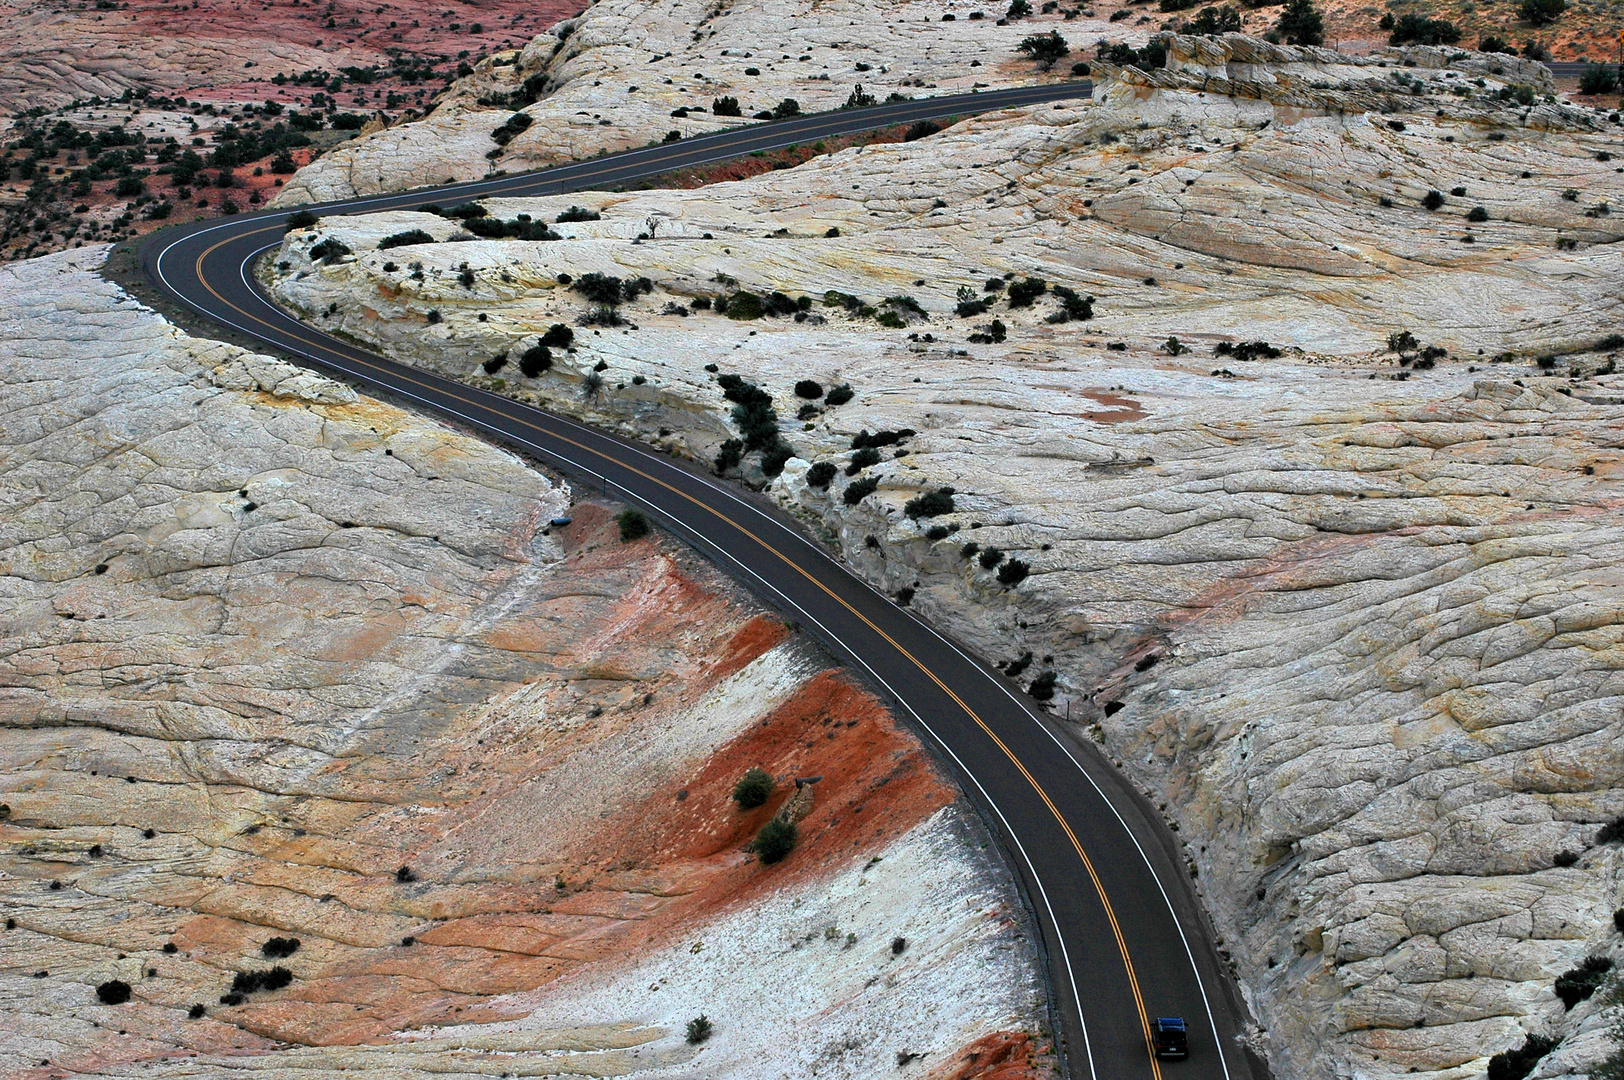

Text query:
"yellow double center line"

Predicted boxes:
[[192, 224, 1164, 1078]]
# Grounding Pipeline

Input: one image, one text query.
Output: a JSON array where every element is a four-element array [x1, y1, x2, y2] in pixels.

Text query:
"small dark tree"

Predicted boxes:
[[842, 84, 877, 109], [794, 379, 824, 399], [732, 767, 774, 809], [752, 818, 798, 863], [712, 95, 742, 116], [555, 205, 601, 222], [1518, 0, 1565, 25], [1276, 0, 1323, 45], [1423, 189, 1445, 211], [825, 384, 855, 406], [806, 461, 837, 489], [1007, 0, 1033, 17], [772, 98, 801, 119], [1007, 277, 1048, 307], [616, 508, 651, 541], [686, 1015, 714, 1044], [1017, 31, 1070, 69], [1466, 206, 1489, 223], [1184, 5, 1241, 33], [715, 438, 744, 472]]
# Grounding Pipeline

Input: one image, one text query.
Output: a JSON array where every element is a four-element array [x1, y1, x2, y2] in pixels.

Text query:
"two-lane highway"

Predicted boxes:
[[134, 84, 1260, 1080]]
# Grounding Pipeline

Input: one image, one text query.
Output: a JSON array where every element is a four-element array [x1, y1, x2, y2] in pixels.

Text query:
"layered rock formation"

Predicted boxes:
[[0, 248, 1050, 1078], [266, 35, 1624, 1079]]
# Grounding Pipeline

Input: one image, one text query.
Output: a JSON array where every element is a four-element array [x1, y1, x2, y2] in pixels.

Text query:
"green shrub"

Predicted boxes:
[[978, 546, 1004, 569], [96, 979, 132, 1005], [1276, 0, 1323, 44], [760, 439, 796, 477], [772, 98, 801, 119], [1029, 671, 1057, 700], [725, 291, 764, 320], [1214, 340, 1281, 361], [1487, 1034, 1557, 1080], [556, 205, 600, 222], [715, 438, 744, 472], [997, 559, 1030, 586], [1184, 5, 1241, 33], [843, 84, 878, 109], [752, 818, 798, 863], [575, 272, 625, 306], [1554, 955, 1612, 1008], [1006, 277, 1048, 308], [825, 384, 855, 406], [1017, 31, 1070, 69], [846, 447, 882, 475], [1597, 813, 1624, 843], [519, 344, 551, 377], [309, 237, 351, 264], [686, 1015, 714, 1044], [379, 229, 436, 249], [1049, 286, 1094, 322], [806, 461, 837, 488], [969, 320, 1007, 344], [844, 477, 879, 505], [905, 119, 941, 141], [961, 541, 980, 559], [732, 767, 775, 808], [794, 379, 823, 399], [286, 209, 318, 231], [1467, 205, 1489, 223], [1387, 330, 1419, 353], [1007, 0, 1033, 17], [616, 508, 651, 542], [712, 96, 742, 117], [483, 353, 509, 374], [490, 111, 533, 146], [1423, 189, 1445, 211], [1580, 63, 1619, 95], [904, 488, 956, 519]]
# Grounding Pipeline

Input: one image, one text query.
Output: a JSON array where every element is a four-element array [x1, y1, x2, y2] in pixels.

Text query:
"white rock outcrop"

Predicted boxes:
[[0, 248, 1048, 1079], [273, 0, 1119, 205], [266, 36, 1624, 1079]]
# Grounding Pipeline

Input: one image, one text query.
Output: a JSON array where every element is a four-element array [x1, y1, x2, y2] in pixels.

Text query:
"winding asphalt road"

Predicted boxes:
[[135, 84, 1261, 1080]]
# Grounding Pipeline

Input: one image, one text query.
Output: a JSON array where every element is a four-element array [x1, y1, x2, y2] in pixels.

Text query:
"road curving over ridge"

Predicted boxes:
[[134, 82, 1265, 1080]]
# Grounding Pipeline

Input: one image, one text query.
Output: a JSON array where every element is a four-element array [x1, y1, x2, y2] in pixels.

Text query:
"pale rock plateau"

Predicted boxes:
[[268, 32, 1624, 1080]]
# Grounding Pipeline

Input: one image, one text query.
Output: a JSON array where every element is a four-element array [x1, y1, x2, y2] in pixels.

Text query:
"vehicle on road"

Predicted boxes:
[[1154, 1017, 1190, 1059]]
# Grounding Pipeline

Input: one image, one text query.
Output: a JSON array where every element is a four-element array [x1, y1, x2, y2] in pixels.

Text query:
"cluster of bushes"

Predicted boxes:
[[482, 72, 549, 110], [1048, 286, 1094, 323], [715, 373, 795, 476], [220, 966, 293, 1005], [1381, 12, 1460, 45], [1214, 340, 1281, 361], [573, 272, 654, 311], [1580, 64, 1620, 96], [1095, 40, 1167, 70], [719, 290, 810, 320], [969, 320, 1008, 344], [556, 205, 600, 222], [1006, 277, 1048, 308]]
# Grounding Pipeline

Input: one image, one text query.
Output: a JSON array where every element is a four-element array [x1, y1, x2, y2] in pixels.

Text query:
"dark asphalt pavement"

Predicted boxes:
[[135, 83, 1263, 1080]]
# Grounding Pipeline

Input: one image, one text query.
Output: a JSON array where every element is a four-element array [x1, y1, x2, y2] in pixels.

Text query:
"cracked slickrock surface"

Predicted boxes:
[[0, 248, 1050, 1079], [271, 0, 1119, 205], [269, 35, 1624, 1079]]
